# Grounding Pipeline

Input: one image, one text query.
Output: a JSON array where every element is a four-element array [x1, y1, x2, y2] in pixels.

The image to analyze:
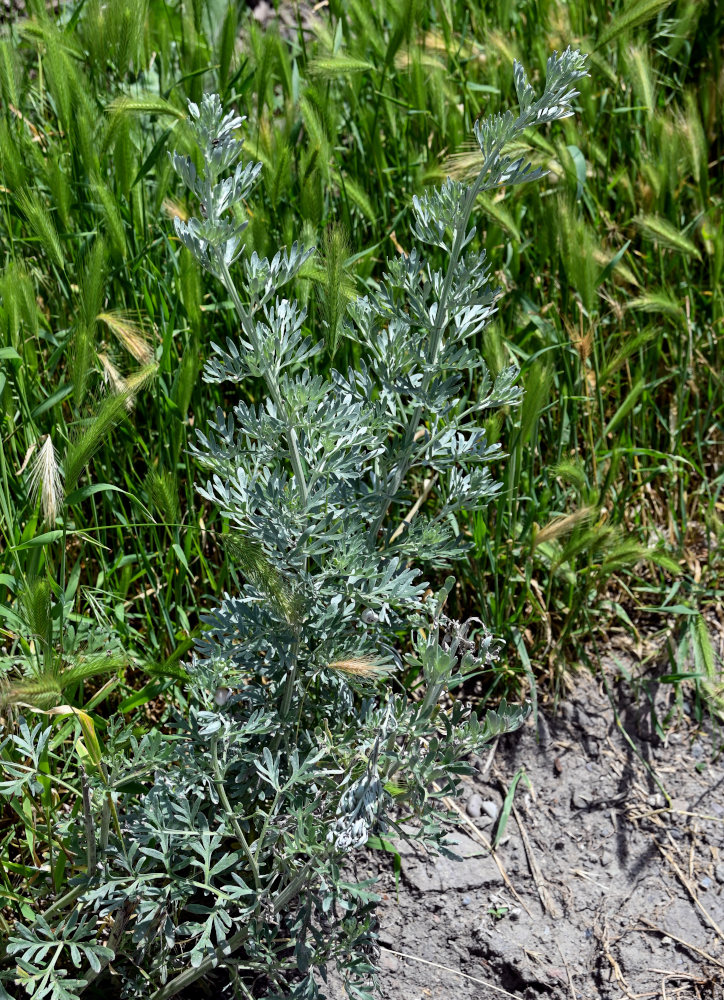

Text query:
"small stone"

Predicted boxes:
[[600, 849, 615, 867], [661, 936, 672, 946], [573, 703, 593, 728], [466, 793, 484, 819], [481, 799, 499, 822], [699, 876, 712, 890], [400, 832, 498, 893], [537, 713, 551, 748], [475, 755, 492, 776], [715, 863, 724, 885], [546, 967, 567, 984], [462, 895, 472, 906], [571, 791, 589, 810], [379, 952, 399, 972], [647, 793, 666, 809]]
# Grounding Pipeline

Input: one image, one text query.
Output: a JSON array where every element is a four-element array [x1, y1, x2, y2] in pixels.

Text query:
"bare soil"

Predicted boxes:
[[0, 0, 61, 22], [328, 668, 724, 1000]]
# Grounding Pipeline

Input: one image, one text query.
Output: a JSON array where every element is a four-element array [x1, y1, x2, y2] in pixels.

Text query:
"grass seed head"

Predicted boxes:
[[98, 351, 127, 396], [326, 658, 389, 679], [27, 435, 63, 524], [162, 197, 189, 222], [98, 311, 154, 364]]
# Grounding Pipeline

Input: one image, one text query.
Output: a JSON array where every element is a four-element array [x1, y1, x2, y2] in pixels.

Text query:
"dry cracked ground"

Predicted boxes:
[[327, 664, 724, 1000]]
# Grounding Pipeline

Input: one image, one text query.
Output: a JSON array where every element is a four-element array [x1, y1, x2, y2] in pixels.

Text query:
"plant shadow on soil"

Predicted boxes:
[[324, 661, 724, 1000]]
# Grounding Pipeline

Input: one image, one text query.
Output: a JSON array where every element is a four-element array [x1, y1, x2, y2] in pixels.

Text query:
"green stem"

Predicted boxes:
[[253, 789, 280, 863], [218, 259, 307, 730], [269, 638, 299, 757], [149, 927, 249, 1000], [41, 883, 86, 921], [81, 775, 96, 875], [269, 858, 314, 912], [219, 260, 308, 507], [210, 733, 261, 891], [279, 636, 299, 718], [366, 144, 504, 549], [58, 515, 68, 658], [79, 899, 133, 991], [148, 861, 315, 1000]]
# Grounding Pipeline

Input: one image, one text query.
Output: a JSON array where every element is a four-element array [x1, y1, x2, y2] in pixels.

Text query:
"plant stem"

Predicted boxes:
[[81, 775, 96, 874], [253, 788, 281, 862], [148, 861, 315, 1000], [278, 635, 299, 719], [219, 259, 309, 507], [219, 259, 307, 730], [41, 883, 86, 921], [79, 899, 134, 992], [366, 145, 503, 548], [149, 927, 249, 1000], [210, 733, 261, 891], [58, 515, 67, 650]]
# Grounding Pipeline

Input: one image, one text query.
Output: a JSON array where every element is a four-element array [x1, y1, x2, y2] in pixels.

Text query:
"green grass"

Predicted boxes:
[[0, 0, 722, 943], [0, 0, 719, 686]]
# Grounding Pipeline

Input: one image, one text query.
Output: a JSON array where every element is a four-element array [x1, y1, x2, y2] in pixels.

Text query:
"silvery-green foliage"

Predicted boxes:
[[170, 95, 262, 275], [0, 50, 586, 1000], [5, 911, 114, 999], [0, 720, 51, 796]]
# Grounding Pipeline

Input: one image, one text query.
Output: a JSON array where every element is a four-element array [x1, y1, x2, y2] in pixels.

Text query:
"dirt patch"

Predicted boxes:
[[0, 0, 62, 21], [327, 669, 724, 999], [246, 0, 319, 39]]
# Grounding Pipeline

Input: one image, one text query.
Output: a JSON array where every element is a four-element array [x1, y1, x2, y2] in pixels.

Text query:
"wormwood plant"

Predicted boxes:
[[0, 48, 587, 1000]]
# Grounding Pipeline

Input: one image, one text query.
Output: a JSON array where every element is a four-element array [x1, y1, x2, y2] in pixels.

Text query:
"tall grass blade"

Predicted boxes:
[[65, 365, 156, 494], [596, 0, 674, 50], [635, 214, 701, 259], [319, 225, 352, 357], [145, 469, 181, 525], [17, 190, 65, 271]]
